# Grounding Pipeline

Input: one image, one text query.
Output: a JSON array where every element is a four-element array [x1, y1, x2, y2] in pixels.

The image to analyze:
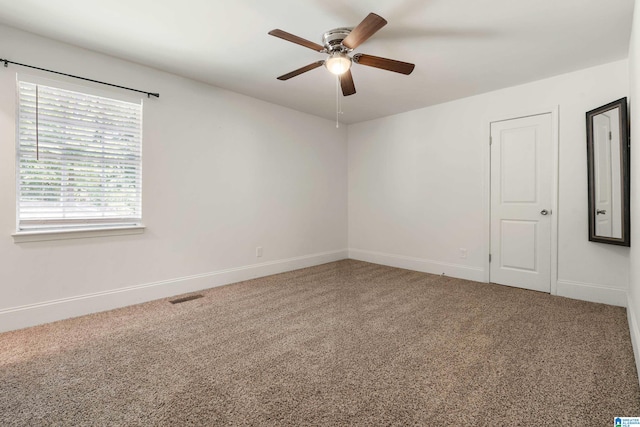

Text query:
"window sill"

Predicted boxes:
[[12, 225, 145, 243]]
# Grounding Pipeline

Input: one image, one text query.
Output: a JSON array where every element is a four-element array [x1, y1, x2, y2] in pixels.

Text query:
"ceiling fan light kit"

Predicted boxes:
[[325, 52, 351, 75], [268, 12, 415, 97]]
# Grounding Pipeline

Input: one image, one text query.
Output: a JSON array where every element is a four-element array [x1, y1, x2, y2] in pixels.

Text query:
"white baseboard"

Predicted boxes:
[[348, 248, 485, 282], [627, 295, 640, 388], [556, 279, 627, 307], [0, 249, 349, 333]]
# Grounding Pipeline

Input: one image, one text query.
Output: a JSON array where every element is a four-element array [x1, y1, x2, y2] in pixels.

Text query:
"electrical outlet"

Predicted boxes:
[[459, 248, 467, 259], [256, 246, 263, 258]]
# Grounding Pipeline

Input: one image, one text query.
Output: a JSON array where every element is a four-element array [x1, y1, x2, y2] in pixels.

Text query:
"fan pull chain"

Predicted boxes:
[[335, 75, 344, 128], [336, 75, 340, 128], [338, 79, 343, 116]]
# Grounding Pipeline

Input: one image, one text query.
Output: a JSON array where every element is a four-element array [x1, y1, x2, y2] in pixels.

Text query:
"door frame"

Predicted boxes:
[[483, 106, 560, 295]]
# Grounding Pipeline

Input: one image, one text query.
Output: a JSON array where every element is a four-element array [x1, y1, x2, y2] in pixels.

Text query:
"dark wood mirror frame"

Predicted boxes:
[[586, 97, 630, 246]]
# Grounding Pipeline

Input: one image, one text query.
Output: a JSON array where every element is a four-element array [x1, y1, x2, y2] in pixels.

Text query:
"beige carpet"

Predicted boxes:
[[1, 260, 638, 425]]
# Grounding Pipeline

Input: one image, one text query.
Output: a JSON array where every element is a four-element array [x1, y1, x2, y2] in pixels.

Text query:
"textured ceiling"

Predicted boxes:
[[0, 0, 634, 123]]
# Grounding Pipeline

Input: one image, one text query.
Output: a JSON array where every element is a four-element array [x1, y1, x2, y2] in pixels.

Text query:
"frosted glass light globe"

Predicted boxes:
[[325, 52, 352, 75]]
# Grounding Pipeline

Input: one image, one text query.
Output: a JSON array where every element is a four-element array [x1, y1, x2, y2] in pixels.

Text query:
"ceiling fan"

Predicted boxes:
[[268, 13, 415, 96]]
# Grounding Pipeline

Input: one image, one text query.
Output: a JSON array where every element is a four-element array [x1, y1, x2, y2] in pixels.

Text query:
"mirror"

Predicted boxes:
[[586, 97, 630, 246]]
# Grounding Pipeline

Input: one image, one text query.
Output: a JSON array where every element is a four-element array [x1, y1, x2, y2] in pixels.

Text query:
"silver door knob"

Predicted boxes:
[[540, 209, 549, 215], [596, 209, 606, 215]]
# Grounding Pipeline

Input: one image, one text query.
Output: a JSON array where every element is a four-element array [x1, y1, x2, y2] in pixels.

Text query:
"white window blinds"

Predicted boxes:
[[17, 81, 143, 231]]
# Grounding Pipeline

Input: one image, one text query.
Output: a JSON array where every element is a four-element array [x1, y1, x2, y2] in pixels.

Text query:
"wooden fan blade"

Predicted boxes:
[[339, 70, 356, 96], [353, 53, 415, 75], [268, 29, 325, 52], [277, 61, 325, 80], [342, 13, 387, 49]]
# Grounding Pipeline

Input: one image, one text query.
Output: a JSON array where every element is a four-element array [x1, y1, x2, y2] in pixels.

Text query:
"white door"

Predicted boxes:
[[593, 113, 613, 237], [490, 114, 552, 293]]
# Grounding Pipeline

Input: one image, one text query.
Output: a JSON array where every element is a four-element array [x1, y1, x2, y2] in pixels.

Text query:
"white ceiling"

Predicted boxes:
[[0, 0, 634, 123]]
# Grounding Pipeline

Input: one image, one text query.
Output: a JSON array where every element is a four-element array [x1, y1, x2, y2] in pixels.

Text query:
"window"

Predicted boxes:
[[16, 79, 143, 235]]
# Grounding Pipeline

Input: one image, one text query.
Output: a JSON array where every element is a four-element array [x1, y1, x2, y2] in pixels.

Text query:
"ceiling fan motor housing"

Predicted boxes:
[[322, 28, 352, 52]]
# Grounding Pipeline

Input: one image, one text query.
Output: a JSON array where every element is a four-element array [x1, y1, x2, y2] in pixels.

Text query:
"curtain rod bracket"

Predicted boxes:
[[0, 57, 159, 98]]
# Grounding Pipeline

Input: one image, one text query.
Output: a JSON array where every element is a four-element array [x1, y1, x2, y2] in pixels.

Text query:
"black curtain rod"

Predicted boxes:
[[1, 58, 159, 98]]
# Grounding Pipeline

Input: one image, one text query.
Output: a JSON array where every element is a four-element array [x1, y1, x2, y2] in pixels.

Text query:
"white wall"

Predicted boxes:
[[627, 0, 640, 382], [0, 25, 348, 332], [348, 60, 629, 306]]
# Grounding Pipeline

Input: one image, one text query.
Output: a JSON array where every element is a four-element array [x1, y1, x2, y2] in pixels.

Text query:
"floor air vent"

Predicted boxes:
[[169, 294, 204, 304]]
